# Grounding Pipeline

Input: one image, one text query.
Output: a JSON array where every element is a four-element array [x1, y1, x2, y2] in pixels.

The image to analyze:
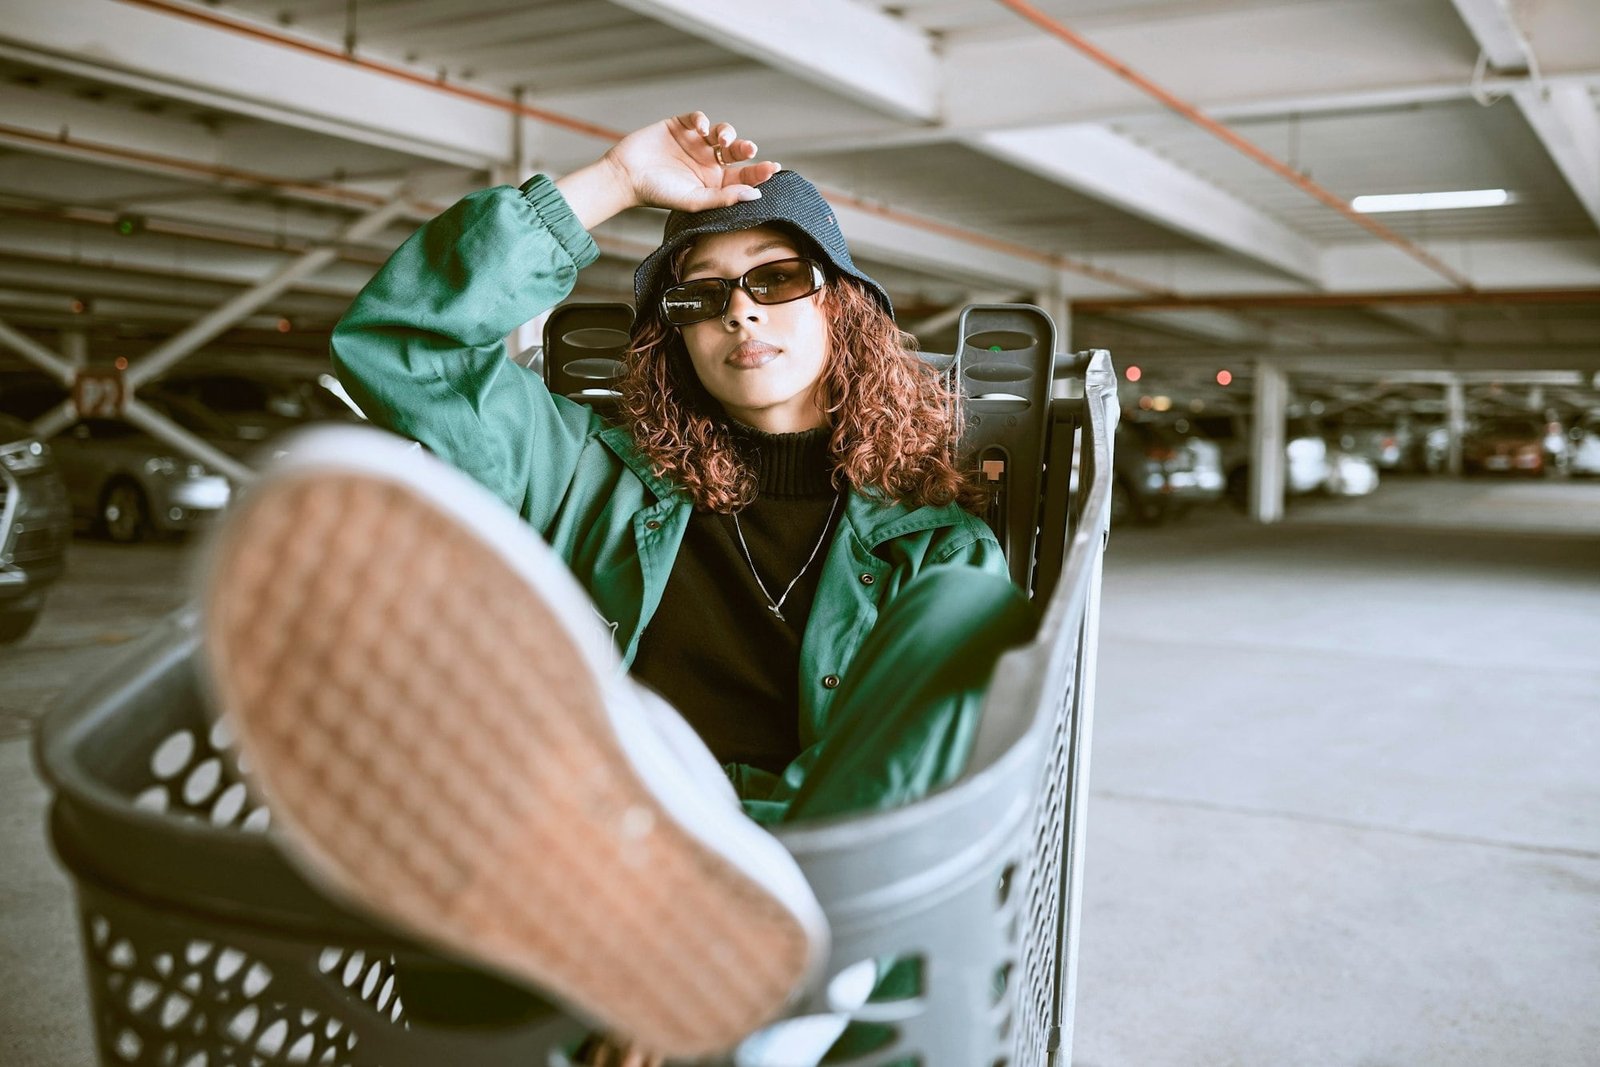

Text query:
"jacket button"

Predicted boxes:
[[644, 519, 661, 531], [821, 674, 841, 690], [859, 573, 875, 586]]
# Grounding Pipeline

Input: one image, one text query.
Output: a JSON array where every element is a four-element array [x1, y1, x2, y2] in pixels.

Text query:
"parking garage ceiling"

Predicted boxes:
[[0, 0, 1597, 399]]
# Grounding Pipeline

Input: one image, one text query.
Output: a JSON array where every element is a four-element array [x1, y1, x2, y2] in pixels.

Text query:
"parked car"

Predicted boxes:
[[1415, 420, 1451, 474], [0, 414, 71, 643], [1330, 417, 1405, 470], [1188, 415, 1335, 507], [151, 367, 364, 441], [0, 375, 238, 543], [1112, 417, 1224, 524], [1541, 419, 1571, 476], [1463, 416, 1546, 476], [1568, 413, 1600, 477], [1324, 449, 1380, 496]]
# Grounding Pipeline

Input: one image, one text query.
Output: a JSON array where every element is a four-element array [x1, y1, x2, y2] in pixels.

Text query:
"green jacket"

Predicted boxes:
[[330, 175, 1006, 750]]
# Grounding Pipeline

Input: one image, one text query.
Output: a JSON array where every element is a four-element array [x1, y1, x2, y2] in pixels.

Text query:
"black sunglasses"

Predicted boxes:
[[660, 257, 826, 326]]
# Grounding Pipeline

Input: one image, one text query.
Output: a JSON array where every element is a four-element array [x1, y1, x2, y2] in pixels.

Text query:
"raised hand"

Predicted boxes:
[[606, 111, 780, 213], [556, 112, 781, 229]]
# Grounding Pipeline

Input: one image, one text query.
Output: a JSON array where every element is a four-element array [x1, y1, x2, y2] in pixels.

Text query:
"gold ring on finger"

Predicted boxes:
[[713, 144, 728, 166]]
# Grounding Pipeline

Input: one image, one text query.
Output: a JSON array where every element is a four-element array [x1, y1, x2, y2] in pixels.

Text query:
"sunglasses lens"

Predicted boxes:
[[661, 280, 727, 325], [745, 259, 818, 305]]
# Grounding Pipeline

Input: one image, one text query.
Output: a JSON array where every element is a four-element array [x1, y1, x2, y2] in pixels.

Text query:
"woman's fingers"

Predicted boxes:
[[621, 112, 779, 209], [673, 110, 711, 139]]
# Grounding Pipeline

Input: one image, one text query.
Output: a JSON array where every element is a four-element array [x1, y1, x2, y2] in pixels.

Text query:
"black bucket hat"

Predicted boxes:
[[632, 170, 893, 326]]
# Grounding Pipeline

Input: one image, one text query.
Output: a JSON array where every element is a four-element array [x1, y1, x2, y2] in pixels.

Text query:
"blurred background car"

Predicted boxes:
[[1330, 416, 1406, 471], [1324, 449, 1380, 496], [1541, 418, 1571, 476], [0, 374, 241, 543], [0, 413, 70, 643], [1568, 413, 1600, 477], [1112, 416, 1225, 524], [1189, 414, 1334, 508], [150, 365, 364, 441], [51, 413, 237, 543], [1463, 416, 1547, 476]]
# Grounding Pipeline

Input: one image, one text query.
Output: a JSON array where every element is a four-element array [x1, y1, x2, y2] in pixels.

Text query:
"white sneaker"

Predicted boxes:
[[198, 425, 828, 1058]]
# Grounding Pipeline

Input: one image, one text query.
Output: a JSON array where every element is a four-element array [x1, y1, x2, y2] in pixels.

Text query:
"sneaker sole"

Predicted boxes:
[[202, 462, 814, 1056]]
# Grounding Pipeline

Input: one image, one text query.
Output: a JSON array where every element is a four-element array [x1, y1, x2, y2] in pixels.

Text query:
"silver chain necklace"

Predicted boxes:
[[731, 493, 842, 623]]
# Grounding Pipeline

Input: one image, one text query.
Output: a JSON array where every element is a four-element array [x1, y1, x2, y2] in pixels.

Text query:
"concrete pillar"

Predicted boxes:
[[61, 329, 88, 369], [495, 110, 549, 369], [1445, 377, 1466, 476], [1250, 361, 1288, 524], [1035, 287, 1073, 399]]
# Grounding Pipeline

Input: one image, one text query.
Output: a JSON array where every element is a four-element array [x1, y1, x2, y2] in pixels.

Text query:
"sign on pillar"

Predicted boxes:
[[73, 368, 126, 420]]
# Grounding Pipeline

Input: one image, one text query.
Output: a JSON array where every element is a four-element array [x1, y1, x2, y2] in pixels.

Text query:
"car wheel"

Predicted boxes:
[[0, 607, 41, 644], [100, 478, 151, 544]]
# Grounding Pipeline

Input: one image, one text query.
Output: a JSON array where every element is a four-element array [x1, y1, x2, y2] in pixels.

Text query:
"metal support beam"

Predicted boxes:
[[1250, 362, 1288, 524], [30, 399, 80, 442], [0, 317, 76, 383], [122, 397, 258, 485], [124, 198, 409, 390]]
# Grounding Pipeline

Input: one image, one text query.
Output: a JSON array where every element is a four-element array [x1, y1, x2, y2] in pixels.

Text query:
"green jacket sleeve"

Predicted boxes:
[[329, 176, 603, 528]]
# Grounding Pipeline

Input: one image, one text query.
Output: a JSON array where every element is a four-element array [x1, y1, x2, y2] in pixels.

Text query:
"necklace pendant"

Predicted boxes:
[[768, 604, 786, 621]]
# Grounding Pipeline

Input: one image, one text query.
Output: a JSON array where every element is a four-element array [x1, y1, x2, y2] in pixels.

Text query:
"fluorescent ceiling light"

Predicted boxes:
[[1351, 189, 1514, 213]]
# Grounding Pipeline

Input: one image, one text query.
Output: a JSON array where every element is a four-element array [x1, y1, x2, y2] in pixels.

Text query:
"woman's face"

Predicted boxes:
[[674, 226, 832, 434]]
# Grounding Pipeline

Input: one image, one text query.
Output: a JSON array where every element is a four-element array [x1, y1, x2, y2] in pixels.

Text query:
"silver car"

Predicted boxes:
[[0, 375, 236, 542], [50, 416, 234, 542]]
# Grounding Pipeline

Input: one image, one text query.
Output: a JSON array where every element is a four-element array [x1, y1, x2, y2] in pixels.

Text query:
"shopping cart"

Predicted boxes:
[[35, 304, 1116, 1066]]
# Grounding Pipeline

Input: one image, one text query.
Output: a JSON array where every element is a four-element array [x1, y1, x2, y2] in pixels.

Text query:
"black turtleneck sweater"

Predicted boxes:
[[630, 425, 842, 774]]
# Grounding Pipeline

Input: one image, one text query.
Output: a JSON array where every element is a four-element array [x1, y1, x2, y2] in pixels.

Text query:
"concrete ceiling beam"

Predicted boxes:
[[0, 0, 512, 168], [605, 0, 940, 123], [1448, 0, 1600, 235], [974, 125, 1324, 284]]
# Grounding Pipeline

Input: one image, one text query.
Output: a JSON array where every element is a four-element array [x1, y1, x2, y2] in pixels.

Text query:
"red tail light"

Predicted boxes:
[[1145, 446, 1177, 461]]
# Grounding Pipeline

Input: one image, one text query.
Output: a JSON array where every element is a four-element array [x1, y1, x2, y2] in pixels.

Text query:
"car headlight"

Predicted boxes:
[[0, 439, 49, 472], [143, 456, 179, 477]]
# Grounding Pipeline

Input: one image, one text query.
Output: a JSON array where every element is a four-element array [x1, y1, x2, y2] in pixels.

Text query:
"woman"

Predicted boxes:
[[201, 112, 1034, 1062]]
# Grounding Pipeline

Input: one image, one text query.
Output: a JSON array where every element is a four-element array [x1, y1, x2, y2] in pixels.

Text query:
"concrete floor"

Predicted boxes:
[[1, 478, 1597, 1065]]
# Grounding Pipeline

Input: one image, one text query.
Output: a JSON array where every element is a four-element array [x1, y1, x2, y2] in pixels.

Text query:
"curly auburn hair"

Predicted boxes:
[[621, 259, 986, 515]]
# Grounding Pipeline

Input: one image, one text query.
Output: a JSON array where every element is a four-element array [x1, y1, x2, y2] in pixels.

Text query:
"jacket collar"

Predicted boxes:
[[598, 424, 684, 503], [597, 423, 974, 547]]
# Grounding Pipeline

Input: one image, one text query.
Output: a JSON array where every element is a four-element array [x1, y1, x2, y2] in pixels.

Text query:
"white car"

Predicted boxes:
[[1324, 450, 1380, 496], [1570, 415, 1600, 477]]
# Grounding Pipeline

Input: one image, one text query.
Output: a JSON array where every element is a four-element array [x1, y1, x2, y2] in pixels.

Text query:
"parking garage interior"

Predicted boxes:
[[2, 1, 1599, 1065]]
